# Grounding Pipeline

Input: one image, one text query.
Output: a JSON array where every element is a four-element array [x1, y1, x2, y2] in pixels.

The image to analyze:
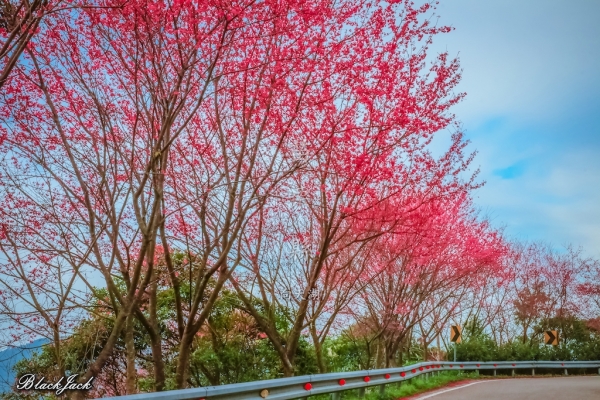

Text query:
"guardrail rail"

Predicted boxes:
[[100, 360, 600, 400]]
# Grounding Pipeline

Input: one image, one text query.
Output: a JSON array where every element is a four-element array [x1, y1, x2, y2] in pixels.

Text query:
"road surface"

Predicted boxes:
[[413, 377, 600, 399]]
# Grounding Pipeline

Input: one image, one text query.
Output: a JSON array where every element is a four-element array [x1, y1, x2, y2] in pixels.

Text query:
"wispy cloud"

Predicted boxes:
[[426, 0, 600, 256], [493, 161, 528, 180]]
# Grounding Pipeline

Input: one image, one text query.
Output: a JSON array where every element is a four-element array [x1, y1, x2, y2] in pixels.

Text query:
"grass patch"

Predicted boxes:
[[309, 371, 479, 400]]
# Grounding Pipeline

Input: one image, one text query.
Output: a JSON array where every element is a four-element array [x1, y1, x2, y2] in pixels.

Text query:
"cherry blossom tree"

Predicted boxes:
[[0, 0, 51, 89], [0, 1, 112, 91], [224, 0, 480, 376], [354, 193, 506, 367], [578, 257, 600, 331], [1, 0, 318, 391]]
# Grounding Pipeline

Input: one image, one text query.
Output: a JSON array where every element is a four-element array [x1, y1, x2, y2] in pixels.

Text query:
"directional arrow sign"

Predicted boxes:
[[450, 325, 462, 343], [544, 330, 559, 346]]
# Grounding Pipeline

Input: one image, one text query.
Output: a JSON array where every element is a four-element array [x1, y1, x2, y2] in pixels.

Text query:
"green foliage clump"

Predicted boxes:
[[455, 316, 600, 362]]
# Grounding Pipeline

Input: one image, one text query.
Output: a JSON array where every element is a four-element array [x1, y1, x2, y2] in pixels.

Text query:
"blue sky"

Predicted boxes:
[[429, 0, 600, 257]]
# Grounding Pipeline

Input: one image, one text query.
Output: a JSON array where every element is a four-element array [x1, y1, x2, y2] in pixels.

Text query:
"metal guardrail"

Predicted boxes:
[[100, 360, 600, 400]]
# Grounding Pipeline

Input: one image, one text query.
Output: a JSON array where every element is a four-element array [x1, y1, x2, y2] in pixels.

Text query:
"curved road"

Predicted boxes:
[[413, 377, 600, 400]]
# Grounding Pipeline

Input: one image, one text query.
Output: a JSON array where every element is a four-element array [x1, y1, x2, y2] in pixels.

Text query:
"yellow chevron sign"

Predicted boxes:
[[450, 325, 462, 343], [544, 330, 559, 346]]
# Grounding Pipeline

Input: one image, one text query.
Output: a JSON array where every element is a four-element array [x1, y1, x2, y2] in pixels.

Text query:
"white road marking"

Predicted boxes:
[[413, 380, 492, 399]]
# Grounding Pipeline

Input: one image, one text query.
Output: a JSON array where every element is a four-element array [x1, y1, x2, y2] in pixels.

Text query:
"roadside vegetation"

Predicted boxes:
[[308, 371, 478, 400]]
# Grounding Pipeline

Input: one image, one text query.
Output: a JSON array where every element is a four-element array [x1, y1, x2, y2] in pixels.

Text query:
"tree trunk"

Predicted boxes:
[[310, 324, 327, 373], [52, 323, 65, 377], [150, 337, 166, 391], [522, 324, 529, 343], [175, 330, 195, 388], [375, 339, 384, 369], [125, 314, 137, 394], [70, 306, 130, 400], [148, 276, 166, 392], [384, 342, 395, 368]]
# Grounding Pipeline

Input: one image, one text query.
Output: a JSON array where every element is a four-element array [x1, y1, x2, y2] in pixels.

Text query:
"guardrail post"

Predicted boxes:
[[358, 387, 366, 399], [379, 384, 385, 396], [532, 368, 535, 376], [493, 369, 496, 376], [598, 367, 600, 375], [331, 392, 341, 400], [564, 368, 568, 376], [511, 369, 515, 377]]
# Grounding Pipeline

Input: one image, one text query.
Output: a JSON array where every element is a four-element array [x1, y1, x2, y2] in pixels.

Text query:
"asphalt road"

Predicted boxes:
[[413, 377, 600, 399]]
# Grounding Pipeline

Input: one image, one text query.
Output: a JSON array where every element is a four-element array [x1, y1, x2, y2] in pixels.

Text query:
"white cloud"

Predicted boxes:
[[429, 0, 600, 125], [475, 148, 600, 258], [420, 0, 600, 257]]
